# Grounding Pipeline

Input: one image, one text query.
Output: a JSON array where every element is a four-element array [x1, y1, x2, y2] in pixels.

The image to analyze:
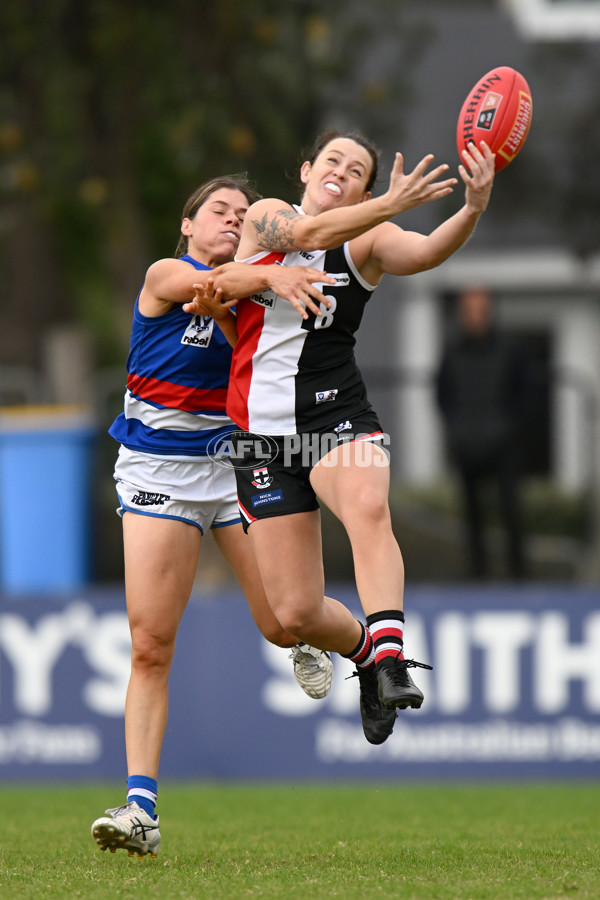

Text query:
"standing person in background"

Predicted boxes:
[[91, 175, 338, 859], [435, 286, 532, 580], [185, 129, 495, 750]]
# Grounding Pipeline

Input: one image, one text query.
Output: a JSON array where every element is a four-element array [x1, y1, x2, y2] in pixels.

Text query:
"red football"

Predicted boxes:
[[456, 66, 532, 172]]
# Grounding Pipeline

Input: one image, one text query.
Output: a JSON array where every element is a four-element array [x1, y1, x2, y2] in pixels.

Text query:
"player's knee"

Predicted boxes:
[[260, 623, 296, 648], [130, 629, 175, 672], [274, 605, 316, 638], [349, 484, 390, 526]]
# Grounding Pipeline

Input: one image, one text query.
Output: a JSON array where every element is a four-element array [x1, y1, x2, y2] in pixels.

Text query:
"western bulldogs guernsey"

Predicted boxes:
[[227, 242, 377, 435], [109, 255, 235, 456]]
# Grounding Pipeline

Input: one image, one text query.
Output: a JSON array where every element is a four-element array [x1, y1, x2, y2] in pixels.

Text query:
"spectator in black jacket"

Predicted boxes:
[[435, 287, 532, 580]]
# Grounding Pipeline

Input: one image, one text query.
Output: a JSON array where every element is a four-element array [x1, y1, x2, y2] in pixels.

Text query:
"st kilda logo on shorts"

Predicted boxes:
[[251, 467, 273, 488], [477, 92, 502, 131]]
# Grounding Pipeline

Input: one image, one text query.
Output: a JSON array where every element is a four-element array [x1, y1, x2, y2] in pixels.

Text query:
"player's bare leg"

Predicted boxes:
[[92, 513, 200, 857], [214, 522, 333, 698], [311, 442, 431, 711]]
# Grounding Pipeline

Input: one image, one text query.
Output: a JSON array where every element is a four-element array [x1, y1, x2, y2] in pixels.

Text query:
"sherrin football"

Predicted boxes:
[[456, 66, 532, 172]]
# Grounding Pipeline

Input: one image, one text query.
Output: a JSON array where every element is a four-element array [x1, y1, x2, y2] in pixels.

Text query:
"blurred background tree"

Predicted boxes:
[[0, 0, 431, 368], [2, 0, 599, 584]]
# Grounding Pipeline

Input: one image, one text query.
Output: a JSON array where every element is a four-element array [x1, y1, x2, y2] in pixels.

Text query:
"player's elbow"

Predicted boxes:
[[294, 222, 340, 252]]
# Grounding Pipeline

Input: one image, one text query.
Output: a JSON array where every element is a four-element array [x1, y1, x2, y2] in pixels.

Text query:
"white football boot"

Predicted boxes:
[[289, 643, 333, 699], [91, 801, 161, 858]]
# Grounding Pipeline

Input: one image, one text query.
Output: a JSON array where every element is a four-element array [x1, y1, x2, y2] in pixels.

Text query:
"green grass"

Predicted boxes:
[[0, 782, 598, 899]]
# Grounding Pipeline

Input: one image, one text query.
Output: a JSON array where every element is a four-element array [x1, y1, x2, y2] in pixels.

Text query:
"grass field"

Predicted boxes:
[[0, 781, 598, 899]]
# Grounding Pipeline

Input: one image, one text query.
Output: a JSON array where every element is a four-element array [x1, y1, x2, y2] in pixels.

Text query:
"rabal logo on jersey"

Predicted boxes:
[[250, 290, 276, 309], [181, 315, 214, 347]]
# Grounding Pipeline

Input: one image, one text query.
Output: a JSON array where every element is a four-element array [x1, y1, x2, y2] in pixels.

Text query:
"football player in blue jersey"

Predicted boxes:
[[91, 174, 338, 859]]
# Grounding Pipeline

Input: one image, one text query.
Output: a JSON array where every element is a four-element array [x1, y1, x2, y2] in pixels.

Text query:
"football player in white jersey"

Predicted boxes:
[[186, 131, 494, 749], [91, 175, 339, 859]]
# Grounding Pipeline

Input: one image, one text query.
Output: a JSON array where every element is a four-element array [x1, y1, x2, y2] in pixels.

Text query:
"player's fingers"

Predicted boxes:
[[288, 297, 309, 319], [302, 300, 321, 317], [462, 144, 494, 180], [308, 285, 332, 309], [303, 291, 327, 317], [410, 153, 435, 177], [294, 277, 331, 310], [465, 141, 487, 167], [430, 184, 457, 200], [313, 286, 335, 307], [428, 176, 457, 193], [391, 151, 406, 175], [422, 162, 451, 184], [304, 268, 336, 285], [461, 145, 485, 176]]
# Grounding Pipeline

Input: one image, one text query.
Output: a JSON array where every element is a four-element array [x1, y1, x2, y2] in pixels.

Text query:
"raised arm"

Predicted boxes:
[[237, 153, 457, 257], [139, 258, 334, 318], [360, 141, 496, 280], [183, 262, 336, 321]]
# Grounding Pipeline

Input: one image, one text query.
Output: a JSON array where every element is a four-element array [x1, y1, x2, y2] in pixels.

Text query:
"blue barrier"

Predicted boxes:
[[0, 585, 599, 780], [0, 406, 96, 593]]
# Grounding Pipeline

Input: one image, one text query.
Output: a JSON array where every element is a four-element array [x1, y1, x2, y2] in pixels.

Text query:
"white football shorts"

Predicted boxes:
[[113, 445, 240, 533]]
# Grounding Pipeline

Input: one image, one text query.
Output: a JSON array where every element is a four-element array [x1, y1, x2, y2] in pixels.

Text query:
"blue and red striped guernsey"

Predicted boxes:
[[109, 255, 235, 457]]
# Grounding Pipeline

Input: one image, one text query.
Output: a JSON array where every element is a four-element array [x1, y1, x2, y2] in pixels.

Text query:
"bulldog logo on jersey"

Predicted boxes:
[[181, 315, 214, 348], [315, 389, 338, 404], [251, 467, 273, 488]]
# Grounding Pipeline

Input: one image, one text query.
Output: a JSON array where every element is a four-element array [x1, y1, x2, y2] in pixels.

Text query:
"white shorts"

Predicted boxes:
[[114, 446, 240, 533]]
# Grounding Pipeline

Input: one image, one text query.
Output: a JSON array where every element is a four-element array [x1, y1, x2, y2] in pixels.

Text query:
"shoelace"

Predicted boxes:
[[395, 657, 433, 671], [109, 802, 153, 823], [289, 647, 330, 668], [347, 667, 380, 712], [108, 804, 131, 817], [383, 655, 433, 688]]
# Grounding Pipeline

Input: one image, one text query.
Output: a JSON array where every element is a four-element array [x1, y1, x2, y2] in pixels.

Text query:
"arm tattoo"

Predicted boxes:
[[252, 208, 300, 251]]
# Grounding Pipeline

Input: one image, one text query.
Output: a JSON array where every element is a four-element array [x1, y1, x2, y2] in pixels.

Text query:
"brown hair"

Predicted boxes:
[[174, 174, 260, 257], [300, 128, 380, 194]]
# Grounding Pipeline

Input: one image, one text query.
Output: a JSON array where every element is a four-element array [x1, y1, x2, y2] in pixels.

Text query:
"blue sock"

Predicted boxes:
[[127, 775, 157, 819]]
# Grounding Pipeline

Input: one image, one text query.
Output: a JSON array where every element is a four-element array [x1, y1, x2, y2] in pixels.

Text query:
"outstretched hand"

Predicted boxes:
[[184, 280, 231, 319], [384, 152, 458, 215], [458, 140, 495, 214], [266, 266, 336, 320], [183, 266, 337, 321]]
